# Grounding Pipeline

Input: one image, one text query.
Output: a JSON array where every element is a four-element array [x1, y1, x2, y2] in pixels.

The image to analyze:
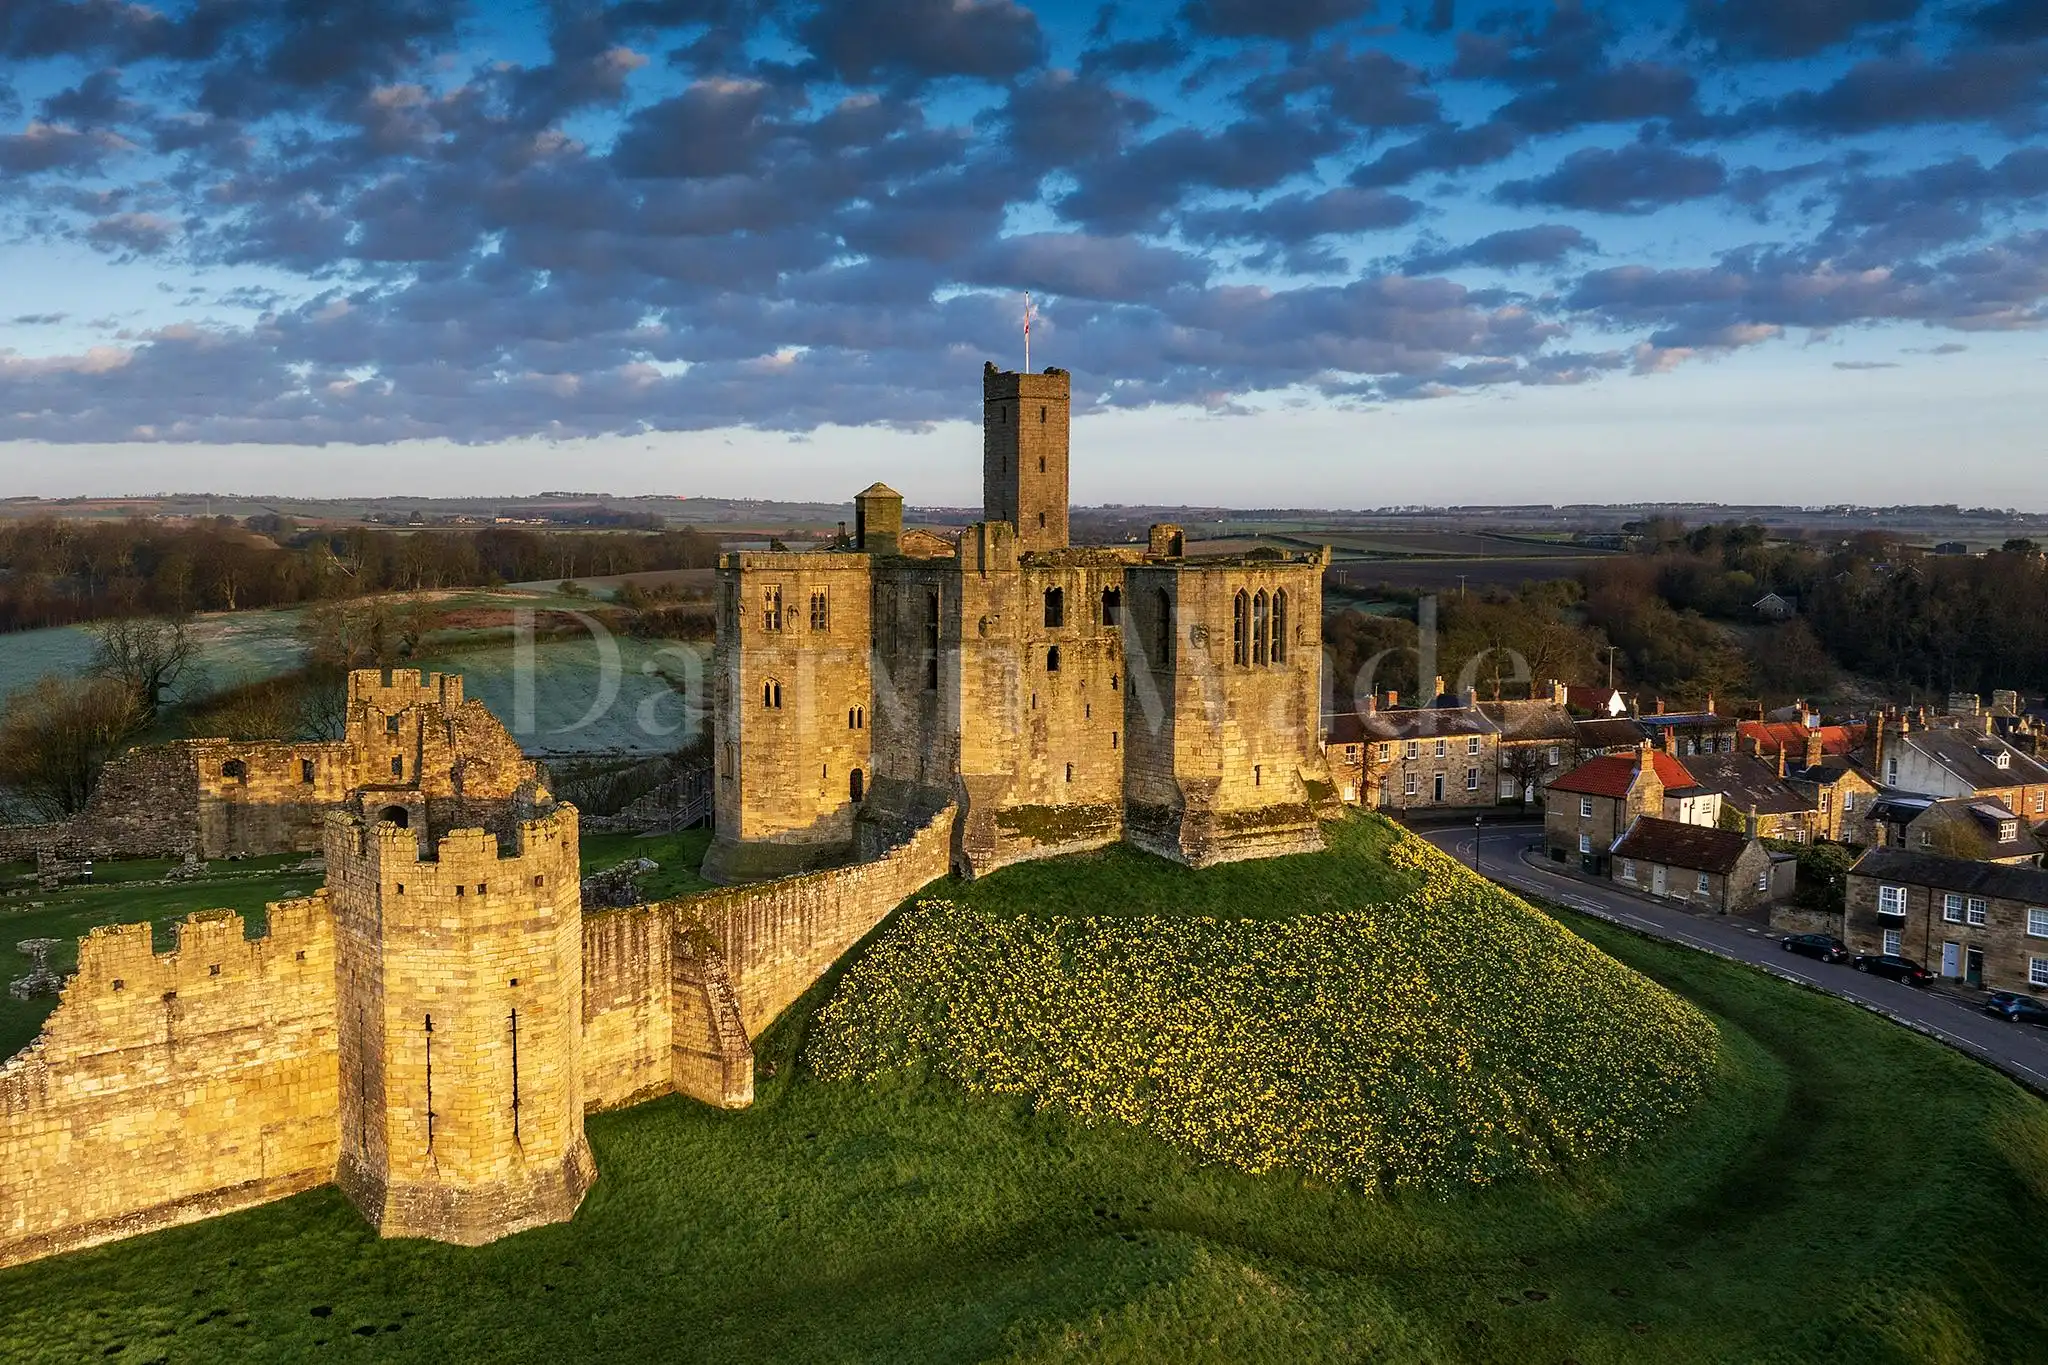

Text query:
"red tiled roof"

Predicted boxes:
[[1549, 751, 1698, 798], [1738, 720, 1864, 759]]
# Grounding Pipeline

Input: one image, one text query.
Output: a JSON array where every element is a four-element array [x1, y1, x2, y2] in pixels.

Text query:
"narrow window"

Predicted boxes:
[[1039, 454, 1046, 472], [425, 1013, 436, 1153], [508, 1007, 522, 1142], [386, 715, 401, 735], [1254, 764, 1262, 787], [391, 756, 403, 778], [763, 585, 783, 632], [1111, 731, 1119, 749], [1232, 590, 1249, 666], [1065, 762, 1074, 782], [809, 590, 829, 631], [764, 680, 783, 709], [1044, 586, 1065, 628], [1101, 588, 1120, 627], [1047, 646, 1061, 672], [849, 705, 865, 730], [850, 768, 865, 802], [1040, 405, 1046, 424], [1271, 590, 1288, 664], [1038, 512, 1046, 529], [301, 758, 316, 784], [1252, 590, 1269, 666], [1154, 590, 1172, 665]]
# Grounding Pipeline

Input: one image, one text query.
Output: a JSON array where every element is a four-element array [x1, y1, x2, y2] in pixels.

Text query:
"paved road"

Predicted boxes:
[[1419, 820, 2048, 1095]]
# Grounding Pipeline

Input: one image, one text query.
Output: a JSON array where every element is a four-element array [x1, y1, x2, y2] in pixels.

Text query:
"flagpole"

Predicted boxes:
[[1023, 291, 1031, 372]]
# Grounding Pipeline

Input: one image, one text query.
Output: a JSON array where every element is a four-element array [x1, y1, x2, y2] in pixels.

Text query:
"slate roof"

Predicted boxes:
[[1574, 718, 1648, 752], [1899, 729, 2048, 790], [1479, 699, 1577, 743], [1849, 848, 2048, 902], [1325, 706, 1499, 745], [1611, 816, 1753, 875], [1683, 753, 1815, 817], [1563, 686, 1628, 714], [1550, 751, 1698, 798]]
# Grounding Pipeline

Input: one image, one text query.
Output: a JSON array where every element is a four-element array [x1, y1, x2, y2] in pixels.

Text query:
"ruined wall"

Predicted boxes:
[[706, 553, 876, 882], [192, 738, 352, 857], [0, 741, 206, 862], [0, 896, 340, 1269], [863, 558, 960, 850], [671, 803, 955, 1038], [580, 904, 674, 1112]]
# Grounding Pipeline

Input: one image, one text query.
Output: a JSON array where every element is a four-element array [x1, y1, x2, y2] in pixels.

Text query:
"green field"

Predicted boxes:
[[2, 820, 2045, 1362]]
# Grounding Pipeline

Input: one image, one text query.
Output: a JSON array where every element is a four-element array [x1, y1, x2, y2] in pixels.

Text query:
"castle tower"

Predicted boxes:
[[982, 362, 1070, 552], [854, 483, 903, 557], [327, 802, 595, 1245]]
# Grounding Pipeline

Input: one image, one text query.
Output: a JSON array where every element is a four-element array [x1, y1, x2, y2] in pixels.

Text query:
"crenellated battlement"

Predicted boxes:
[[347, 668, 466, 713]]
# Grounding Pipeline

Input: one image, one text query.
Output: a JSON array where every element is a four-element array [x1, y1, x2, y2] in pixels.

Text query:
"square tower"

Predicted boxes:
[[982, 363, 1070, 552]]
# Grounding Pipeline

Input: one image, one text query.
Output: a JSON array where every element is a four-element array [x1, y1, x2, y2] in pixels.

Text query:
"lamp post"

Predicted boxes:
[[1471, 814, 1482, 871]]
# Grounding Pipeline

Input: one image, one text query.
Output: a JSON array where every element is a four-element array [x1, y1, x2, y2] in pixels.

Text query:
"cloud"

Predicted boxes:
[[9, 312, 66, 325], [1240, 44, 1439, 128], [798, 0, 1045, 85], [996, 69, 1156, 169], [1179, 187, 1423, 246], [1179, 0, 1374, 43], [1058, 113, 1343, 231], [1407, 224, 1596, 272], [1348, 120, 1522, 188], [1833, 359, 1900, 369], [1726, 44, 2048, 134], [1970, 0, 2048, 41], [1497, 144, 1727, 214], [1687, 0, 1926, 60], [0, 120, 131, 174], [84, 211, 176, 254], [960, 232, 1211, 301]]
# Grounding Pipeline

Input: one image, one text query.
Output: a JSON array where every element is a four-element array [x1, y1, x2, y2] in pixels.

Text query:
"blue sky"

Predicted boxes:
[[1, 0, 2044, 505]]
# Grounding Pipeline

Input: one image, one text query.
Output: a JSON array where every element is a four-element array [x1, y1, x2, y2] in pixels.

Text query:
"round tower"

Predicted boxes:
[[326, 801, 594, 1245]]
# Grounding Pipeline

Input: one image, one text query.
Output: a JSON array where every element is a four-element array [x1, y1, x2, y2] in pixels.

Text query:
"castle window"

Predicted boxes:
[[809, 590, 829, 631], [850, 768, 865, 802], [477, 883, 487, 895], [222, 758, 247, 781], [722, 742, 736, 779], [533, 875, 545, 887], [1111, 674, 1121, 691], [1043, 587, 1064, 628], [998, 405, 1006, 424], [1232, 590, 1249, 667], [763, 585, 783, 633], [386, 714, 401, 735], [925, 590, 941, 692], [849, 705, 865, 730], [1111, 731, 1118, 749], [1065, 762, 1074, 782], [1047, 646, 1061, 672], [1038, 512, 1046, 529], [379, 805, 409, 829], [1272, 591, 1288, 664], [396, 883, 405, 895], [456, 885, 465, 897], [391, 756, 404, 778], [1038, 455, 1046, 472], [1155, 590, 1172, 665], [1254, 765, 1262, 787], [763, 680, 783, 709], [1101, 588, 1120, 627], [1040, 405, 1046, 424], [301, 758, 316, 784], [1252, 590, 1269, 666]]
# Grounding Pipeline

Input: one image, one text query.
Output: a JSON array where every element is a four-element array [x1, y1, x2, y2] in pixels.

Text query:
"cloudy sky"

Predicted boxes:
[[1, 0, 2045, 507]]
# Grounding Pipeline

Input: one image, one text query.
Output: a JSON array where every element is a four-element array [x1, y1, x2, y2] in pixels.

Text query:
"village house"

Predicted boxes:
[[1573, 716, 1649, 757], [1864, 794, 2046, 866], [1639, 698, 1741, 758], [1685, 746, 1819, 844], [1563, 685, 1631, 718], [1845, 848, 2048, 991], [1479, 683, 1578, 805], [1333, 683, 1499, 813], [1545, 745, 1719, 874], [1864, 711, 2048, 825], [1610, 816, 1792, 914]]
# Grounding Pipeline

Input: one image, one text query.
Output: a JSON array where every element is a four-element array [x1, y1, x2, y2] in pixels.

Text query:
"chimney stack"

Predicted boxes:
[[1550, 679, 1567, 705], [1663, 727, 1678, 756], [1805, 727, 1824, 772], [1873, 712, 1887, 773], [1751, 733, 1765, 758], [1706, 691, 1716, 715], [1777, 744, 1788, 779], [1746, 804, 1760, 840], [1433, 675, 1446, 703], [1465, 686, 1479, 709], [1386, 689, 1399, 709], [1656, 696, 1666, 715], [1364, 694, 1378, 717]]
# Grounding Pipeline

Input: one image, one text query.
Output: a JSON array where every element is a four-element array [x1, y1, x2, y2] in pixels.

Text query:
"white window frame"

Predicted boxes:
[[1878, 885, 1908, 916], [1377, 743, 1391, 761], [1578, 833, 1592, 854], [2033, 956, 2048, 988], [1547, 745, 1560, 766], [1756, 869, 1770, 893], [1404, 772, 1419, 796], [1580, 796, 1595, 819], [1696, 871, 1712, 895], [1405, 740, 1419, 760], [2028, 908, 2048, 939], [1967, 898, 1988, 927], [1943, 893, 1964, 923], [1467, 735, 1482, 755], [1883, 928, 1903, 956], [1435, 738, 1447, 758], [1621, 858, 1636, 881], [1466, 767, 1479, 791]]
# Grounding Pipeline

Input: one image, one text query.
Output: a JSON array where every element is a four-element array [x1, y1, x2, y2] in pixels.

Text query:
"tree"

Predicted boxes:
[[0, 676, 145, 819], [86, 616, 198, 716]]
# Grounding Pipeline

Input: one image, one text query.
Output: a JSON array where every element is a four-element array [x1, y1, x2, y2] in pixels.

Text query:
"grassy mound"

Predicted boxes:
[[808, 819, 1719, 1190]]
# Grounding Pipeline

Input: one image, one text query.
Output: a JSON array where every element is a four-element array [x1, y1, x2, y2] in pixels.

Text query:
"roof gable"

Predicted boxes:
[[1610, 816, 1752, 874]]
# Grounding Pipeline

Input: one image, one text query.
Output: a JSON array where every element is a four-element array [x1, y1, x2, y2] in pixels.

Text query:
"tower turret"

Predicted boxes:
[[982, 362, 1070, 551], [327, 801, 594, 1245]]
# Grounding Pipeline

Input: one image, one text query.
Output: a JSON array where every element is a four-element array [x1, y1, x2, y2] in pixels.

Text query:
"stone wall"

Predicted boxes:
[[0, 896, 340, 1269], [0, 741, 206, 862], [580, 904, 674, 1111]]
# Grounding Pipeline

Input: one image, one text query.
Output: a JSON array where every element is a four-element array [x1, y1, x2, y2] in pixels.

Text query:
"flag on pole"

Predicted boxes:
[[1023, 291, 1032, 372]]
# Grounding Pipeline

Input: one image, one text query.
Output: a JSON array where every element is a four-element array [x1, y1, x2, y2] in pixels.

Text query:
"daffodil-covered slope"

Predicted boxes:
[[807, 819, 1718, 1191]]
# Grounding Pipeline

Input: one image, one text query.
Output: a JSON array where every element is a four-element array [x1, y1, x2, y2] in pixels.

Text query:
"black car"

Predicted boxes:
[[1984, 991, 2048, 1026], [1851, 953, 1933, 986], [1780, 933, 1849, 964]]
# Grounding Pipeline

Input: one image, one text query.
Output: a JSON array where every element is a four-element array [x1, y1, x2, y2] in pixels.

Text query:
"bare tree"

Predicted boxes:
[[0, 676, 145, 819], [1497, 744, 1552, 809], [86, 616, 199, 716]]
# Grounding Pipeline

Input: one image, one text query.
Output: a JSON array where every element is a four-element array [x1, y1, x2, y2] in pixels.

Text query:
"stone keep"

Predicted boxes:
[[328, 802, 595, 1244]]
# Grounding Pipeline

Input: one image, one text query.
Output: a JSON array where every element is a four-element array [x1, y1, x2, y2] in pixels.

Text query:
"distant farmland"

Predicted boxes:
[[1327, 555, 1605, 596]]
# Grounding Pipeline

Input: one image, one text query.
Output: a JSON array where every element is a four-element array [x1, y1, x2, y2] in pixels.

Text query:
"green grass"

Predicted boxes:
[[0, 860, 322, 1059], [2, 824, 2046, 1362], [579, 827, 715, 900]]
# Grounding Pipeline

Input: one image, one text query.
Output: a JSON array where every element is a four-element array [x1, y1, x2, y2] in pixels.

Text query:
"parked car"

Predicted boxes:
[[1851, 953, 1932, 986], [1780, 933, 1849, 964], [1983, 991, 2048, 1026]]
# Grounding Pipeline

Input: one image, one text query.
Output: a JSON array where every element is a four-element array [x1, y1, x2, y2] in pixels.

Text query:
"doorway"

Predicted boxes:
[[1433, 772, 1445, 802], [1966, 946, 1985, 987], [1942, 942, 1960, 978], [1652, 866, 1668, 895]]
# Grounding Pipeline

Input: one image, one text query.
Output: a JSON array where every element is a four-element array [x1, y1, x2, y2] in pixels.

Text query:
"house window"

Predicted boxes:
[[1883, 928, 1904, 956], [1918, 830, 1932, 848], [1467, 736, 1481, 755], [1377, 743, 1391, 761], [1944, 893, 1964, 923], [1271, 591, 1288, 664], [1101, 588, 1120, 627], [1968, 898, 1989, 926], [763, 585, 783, 632], [1844, 793, 1856, 812], [1886, 757, 1899, 785], [809, 590, 829, 631], [1621, 859, 1636, 881], [1252, 590, 1269, 666], [1578, 833, 1591, 854], [2001, 821, 2019, 843], [1878, 885, 1907, 916], [1546, 745, 1560, 766], [1756, 869, 1770, 893], [1232, 590, 1249, 666], [1405, 741, 1420, 760], [1580, 797, 1594, 819], [2033, 957, 2048, 988], [1466, 767, 1479, 791], [2028, 908, 2048, 938], [2036, 791, 2045, 815], [1043, 586, 1064, 628], [1434, 739, 1447, 759], [1405, 773, 1419, 796], [1820, 790, 1832, 814]]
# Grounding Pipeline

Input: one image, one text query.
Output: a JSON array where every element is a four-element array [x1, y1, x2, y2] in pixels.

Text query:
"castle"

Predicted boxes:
[[708, 362, 1336, 882], [0, 364, 1334, 1270]]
